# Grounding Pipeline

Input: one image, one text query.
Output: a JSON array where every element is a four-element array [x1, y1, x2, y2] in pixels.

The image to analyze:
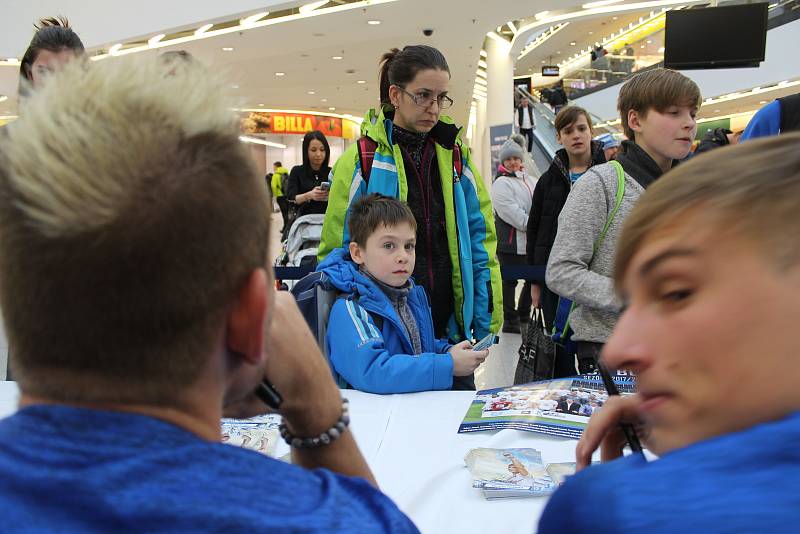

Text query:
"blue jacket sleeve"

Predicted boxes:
[[740, 100, 781, 142], [434, 338, 452, 354], [326, 299, 454, 394], [460, 150, 503, 339]]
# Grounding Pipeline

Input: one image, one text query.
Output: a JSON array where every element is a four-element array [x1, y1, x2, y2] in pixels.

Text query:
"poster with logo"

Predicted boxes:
[[489, 123, 513, 173], [242, 111, 343, 137]]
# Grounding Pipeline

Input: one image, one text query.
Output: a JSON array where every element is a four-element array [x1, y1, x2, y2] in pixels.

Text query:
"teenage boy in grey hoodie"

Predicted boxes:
[[545, 68, 701, 373]]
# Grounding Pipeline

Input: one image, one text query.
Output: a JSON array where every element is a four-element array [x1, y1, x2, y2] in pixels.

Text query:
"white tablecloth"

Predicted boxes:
[[0, 383, 579, 534]]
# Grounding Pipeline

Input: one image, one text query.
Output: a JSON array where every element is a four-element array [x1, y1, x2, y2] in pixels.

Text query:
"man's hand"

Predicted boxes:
[[575, 394, 646, 471], [449, 340, 489, 376]]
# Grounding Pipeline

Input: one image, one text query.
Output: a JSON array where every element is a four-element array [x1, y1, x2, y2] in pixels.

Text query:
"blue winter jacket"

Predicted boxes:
[[318, 247, 454, 394]]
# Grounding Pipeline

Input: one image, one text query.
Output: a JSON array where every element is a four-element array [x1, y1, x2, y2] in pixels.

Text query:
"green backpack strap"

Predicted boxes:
[[594, 160, 626, 253]]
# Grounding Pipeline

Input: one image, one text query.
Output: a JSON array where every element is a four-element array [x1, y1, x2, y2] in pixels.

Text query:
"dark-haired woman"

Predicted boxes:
[[319, 45, 502, 389], [286, 130, 331, 222], [19, 17, 84, 95]]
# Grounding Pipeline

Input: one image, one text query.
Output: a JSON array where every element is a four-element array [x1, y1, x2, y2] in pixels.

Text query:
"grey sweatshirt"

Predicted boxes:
[[545, 162, 644, 343]]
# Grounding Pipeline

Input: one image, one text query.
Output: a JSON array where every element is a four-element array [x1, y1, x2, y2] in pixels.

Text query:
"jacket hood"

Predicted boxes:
[[317, 246, 418, 312], [360, 106, 463, 151], [549, 139, 606, 182]]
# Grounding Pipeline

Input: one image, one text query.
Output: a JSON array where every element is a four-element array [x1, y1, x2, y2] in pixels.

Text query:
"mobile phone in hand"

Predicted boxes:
[[320, 181, 330, 191], [472, 333, 496, 351]]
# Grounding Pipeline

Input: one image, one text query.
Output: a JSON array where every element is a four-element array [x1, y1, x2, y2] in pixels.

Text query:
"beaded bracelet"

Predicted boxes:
[[279, 398, 350, 449]]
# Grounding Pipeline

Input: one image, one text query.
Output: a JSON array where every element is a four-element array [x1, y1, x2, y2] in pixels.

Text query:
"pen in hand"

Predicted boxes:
[[597, 361, 643, 455]]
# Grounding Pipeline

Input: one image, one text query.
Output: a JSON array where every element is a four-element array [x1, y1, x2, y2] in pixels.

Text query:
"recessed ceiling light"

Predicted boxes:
[[589, 31, 594, 35], [329, 107, 336, 110], [321, 98, 328, 102], [612, 16, 618, 20], [231, 85, 239, 89], [308, 90, 316, 95], [258, 103, 264, 106], [332, 55, 343, 60], [570, 41, 576, 46], [646, 40, 653, 44], [222, 47, 234, 52], [714, 109, 720, 112], [759, 100, 767, 104], [275, 72, 285, 76], [367, 20, 381, 25], [357, 80, 366, 84]]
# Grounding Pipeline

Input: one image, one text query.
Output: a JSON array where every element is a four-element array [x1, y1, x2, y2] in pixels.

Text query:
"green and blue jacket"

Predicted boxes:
[[319, 107, 502, 341]]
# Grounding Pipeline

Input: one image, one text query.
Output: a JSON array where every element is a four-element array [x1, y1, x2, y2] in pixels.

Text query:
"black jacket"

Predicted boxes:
[[286, 164, 331, 218], [695, 127, 732, 155], [526, 140, 605, 267]]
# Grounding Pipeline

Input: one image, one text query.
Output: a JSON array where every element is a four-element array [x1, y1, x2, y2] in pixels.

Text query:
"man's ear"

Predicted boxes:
[[349, 241, 365, 265], [226, 269, 268, 366]]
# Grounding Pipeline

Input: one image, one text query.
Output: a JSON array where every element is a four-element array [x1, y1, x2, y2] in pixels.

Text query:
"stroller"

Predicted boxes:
[[275, 213, 325, 291]]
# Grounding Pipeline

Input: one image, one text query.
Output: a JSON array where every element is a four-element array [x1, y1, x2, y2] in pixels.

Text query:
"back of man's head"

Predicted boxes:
[[0, 56, 269, 404]]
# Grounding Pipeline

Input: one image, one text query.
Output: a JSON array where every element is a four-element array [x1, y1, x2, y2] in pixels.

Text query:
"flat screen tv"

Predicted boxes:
[[541, 65, 560, 76], [664, 3, 768, 69]]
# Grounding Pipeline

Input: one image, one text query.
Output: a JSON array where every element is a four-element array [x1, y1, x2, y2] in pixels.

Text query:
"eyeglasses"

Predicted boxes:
[[396, 86, 454, 110]]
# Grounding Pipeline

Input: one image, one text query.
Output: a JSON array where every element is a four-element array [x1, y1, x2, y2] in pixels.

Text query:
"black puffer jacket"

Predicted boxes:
[[526, 140, 605, 266]]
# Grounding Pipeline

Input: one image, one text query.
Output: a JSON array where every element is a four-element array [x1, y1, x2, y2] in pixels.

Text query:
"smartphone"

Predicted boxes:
[[472, 333, 496, 351], [320, 181, 331, 191]]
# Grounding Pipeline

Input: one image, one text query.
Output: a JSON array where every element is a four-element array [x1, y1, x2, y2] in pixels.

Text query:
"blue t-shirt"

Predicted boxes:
[[569, 171, 585, 183], [0, 405, 418, 533], [740, 100, 781, 141], [538, 411, 800, 533]]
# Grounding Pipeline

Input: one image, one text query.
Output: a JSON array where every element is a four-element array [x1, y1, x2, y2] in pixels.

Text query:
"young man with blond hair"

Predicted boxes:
[[546, 68, 701, 373], [539, 133, 800, 532], [0, 57, 417, 532]]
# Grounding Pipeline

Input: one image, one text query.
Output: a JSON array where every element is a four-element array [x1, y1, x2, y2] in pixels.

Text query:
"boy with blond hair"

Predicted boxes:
[[546, 68, 701, 373]]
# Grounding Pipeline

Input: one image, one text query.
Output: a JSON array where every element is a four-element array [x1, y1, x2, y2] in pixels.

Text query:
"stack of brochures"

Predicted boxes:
[[220, 413, 282, 458], [458, 373, 636, 439], [464, 447, 575, 500]]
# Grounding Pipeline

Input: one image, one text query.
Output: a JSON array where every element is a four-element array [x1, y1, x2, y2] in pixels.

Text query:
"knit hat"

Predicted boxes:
[[498, 139, 524, 163], [596, 133, 621, 150]]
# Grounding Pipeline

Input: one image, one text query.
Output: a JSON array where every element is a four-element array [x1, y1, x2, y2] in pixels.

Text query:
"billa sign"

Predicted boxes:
[[242, 111, 343, 137]]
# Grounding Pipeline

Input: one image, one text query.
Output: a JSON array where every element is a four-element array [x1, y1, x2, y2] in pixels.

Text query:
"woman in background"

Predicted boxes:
[[286, 130, 331, 221]]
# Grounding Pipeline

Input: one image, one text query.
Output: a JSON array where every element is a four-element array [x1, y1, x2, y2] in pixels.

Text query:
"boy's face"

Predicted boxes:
[[349, 222, 416, 288], [503, 156, 523, 173], [603, 214, 800, 456], [556, 115, 592, 160], [629, 104, 697, 167]]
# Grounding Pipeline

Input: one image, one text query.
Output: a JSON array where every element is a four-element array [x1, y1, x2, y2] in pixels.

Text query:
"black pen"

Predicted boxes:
[[597, 361, 643, 454], [254, 379, 283, 409]]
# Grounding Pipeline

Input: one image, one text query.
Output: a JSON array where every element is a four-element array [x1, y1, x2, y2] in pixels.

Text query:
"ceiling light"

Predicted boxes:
[[239, 136, 286, 149], [478, 59, 488, 69], [476, 68, 487, 78], [582, 0, 623, 8], [475, 77, 487, 86], [240, 11, 269, 27], [367, 19, 381, 25], [329, 107, 336, 111], [535, 11, 550, 20], [275, 72, 285, 76], [759, 100, 767, 104], [332, 55, 343, 60], [640, 45, 645, 49], [258, 103, 264, 106], [321, 98, 328, 102], [195, 23, 213, 36], [646, 39, 653, 44], [109, 43, 123, 56], [714, 109, 720, 113], [148, 34, 165, 47], [231, 85, 240, 89], [222, 47, 234, 51], [612, 16, 618, 20], [570, 41, 576, 46], [357, 80, 366, 84], [307, 90, 315, 95], [0, 96, 7, 103], [300, 1, 329, 14], [658, 47, 665, 53], [480, 50, 487, 58]]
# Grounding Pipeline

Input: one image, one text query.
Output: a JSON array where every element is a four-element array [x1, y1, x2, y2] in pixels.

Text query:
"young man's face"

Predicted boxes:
[[556, 115, 592, 160], [630, 104, 697, 168], [603, 214, 800, 455], [349, 222, 416, 288], [503, 156, 523, 173]]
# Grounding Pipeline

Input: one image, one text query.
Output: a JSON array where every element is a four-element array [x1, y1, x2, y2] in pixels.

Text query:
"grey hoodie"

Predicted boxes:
[[545, 162, 644, 343]]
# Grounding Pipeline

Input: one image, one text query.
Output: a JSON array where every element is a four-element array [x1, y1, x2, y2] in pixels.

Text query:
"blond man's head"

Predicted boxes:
[[0, 56, 270, 403]]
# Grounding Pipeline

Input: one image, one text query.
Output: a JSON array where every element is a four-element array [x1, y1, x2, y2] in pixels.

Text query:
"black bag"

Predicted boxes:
[[514, 308, 557, 384]]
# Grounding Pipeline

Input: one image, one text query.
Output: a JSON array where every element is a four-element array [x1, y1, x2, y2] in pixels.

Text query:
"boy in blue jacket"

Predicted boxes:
[[318, 194, 489, 394]]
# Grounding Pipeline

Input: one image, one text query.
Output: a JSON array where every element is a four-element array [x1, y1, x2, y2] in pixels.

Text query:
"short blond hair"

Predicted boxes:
[[615, 133, 800, 289], [0, 56, 270, 403], [617, 68, 701, 141]]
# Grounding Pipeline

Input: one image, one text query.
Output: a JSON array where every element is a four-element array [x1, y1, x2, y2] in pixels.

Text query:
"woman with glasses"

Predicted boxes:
[[319, 45, 502, 390]]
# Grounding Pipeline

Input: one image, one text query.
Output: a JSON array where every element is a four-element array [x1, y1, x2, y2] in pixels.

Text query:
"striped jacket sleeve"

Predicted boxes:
[[319, 144, 363, 261], [325, 299, 454, 394]]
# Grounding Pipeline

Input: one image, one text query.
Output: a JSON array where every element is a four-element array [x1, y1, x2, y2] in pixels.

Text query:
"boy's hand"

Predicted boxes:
[[449, 340, 489, 376]]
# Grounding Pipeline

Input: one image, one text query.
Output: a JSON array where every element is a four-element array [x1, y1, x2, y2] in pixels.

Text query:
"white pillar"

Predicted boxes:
[[484, 36, 515, 183]]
